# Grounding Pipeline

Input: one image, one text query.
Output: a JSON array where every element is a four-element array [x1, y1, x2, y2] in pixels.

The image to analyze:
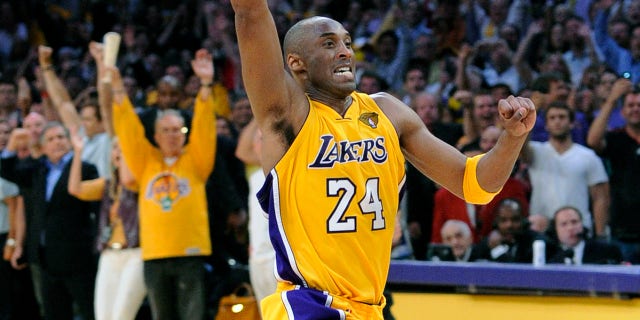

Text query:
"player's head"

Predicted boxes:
[[283, 17, 355, 98]]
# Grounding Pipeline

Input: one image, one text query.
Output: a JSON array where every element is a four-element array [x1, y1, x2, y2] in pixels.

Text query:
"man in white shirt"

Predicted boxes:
[[522, 102, 610, 237]]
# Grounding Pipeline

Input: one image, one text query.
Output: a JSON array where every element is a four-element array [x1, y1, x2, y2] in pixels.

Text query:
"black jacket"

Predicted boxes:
[[548, 239, 623, 265], [1, 154, 99, 276], [475, 230, 559, 263]]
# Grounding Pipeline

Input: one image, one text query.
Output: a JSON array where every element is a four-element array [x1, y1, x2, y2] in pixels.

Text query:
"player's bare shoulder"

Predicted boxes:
[[369, 91, 419, 137], [370, 92, 399, 120]]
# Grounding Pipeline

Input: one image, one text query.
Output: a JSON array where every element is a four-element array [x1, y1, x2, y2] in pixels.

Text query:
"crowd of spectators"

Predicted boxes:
[[1, 0, 640, 319]]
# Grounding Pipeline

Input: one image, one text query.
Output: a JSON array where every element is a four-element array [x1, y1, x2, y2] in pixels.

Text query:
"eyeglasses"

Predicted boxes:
[[158, 127, 188, 135]]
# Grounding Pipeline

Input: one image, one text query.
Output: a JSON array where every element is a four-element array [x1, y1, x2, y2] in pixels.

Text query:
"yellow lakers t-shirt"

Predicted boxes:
[[114, 94, 216, 260]]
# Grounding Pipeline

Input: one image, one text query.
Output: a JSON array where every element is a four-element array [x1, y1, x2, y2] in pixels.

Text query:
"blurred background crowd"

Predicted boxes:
[[1, 0, 640, 319]]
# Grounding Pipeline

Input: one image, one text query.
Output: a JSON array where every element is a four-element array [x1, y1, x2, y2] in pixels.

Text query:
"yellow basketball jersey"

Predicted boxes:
[[259, 92, 406, 306]]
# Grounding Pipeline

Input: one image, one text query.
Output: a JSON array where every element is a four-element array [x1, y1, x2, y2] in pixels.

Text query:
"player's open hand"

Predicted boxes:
[[498, 96, 536, 137]]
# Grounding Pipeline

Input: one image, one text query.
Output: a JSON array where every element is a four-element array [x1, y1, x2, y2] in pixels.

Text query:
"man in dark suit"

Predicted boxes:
[[428, 219, 481, 262], [1, 122, 99, 320], [475, 198, 558, 263], [548, 206, 623, 265]]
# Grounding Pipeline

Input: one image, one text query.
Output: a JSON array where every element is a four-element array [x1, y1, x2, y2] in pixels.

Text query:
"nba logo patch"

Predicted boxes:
[[359, 112, 378, 129]]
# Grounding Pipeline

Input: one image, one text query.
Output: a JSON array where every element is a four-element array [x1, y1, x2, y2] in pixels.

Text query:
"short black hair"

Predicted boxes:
[[358, 70, 389, 91], [403, 58, 428, 82], [623, 86, 640, 103], [490, 83, 513, 96], [563, 13, 585, 26], [530, 72, 565, 94], [546, 101, 575, 122], [376, 30, 399, 47], [79, 98, 102, 122]]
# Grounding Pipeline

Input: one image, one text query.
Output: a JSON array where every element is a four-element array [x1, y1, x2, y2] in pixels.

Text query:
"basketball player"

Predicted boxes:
[[231, 1, 536, 319]]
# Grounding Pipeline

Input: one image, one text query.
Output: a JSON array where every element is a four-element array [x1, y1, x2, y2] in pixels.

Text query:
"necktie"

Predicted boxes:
[[563, 248, 575, 265]]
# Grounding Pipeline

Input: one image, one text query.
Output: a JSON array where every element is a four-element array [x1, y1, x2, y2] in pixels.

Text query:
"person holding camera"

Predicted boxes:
[[587, 77, 640, 264]]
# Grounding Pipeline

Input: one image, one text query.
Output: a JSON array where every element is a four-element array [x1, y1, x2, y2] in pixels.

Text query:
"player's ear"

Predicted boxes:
[[287, 53, 305, 73]]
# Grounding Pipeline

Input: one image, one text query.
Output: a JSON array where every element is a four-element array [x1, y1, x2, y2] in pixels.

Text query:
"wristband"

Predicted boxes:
[[463, 154, 501, 204], [5, 238, 16, 247], [201, 81, 214, 88], [42, 65, 54, 71]]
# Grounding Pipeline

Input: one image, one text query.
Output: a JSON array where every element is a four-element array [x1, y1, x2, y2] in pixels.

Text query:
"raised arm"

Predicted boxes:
[[157, 4, 186, 49], [459, 91, 479, 145], [67, 129, 105, 201], [109, 66, 152, 181], [16, 78, 32, 119], [593, 2, 625, 73], [231, 0, 308, 171], [454, 44, 478, 91], [475, 97, 535, 192], [376, 92, 467, 197], [231, 0, 293, 121], [188, 49, 217, 180], [377, 93, 535, 203], [89, 41, 114, 137], [513, 21, 543, 85], [579, 24, 602, 66], [118, 149, 138, 191], [586, 78, 632, 151], [67, 130, 85, 197], [38, 46, 82, 134], [235, 119, 260, 166], [1, 130, 39, 187], [10, 196, 26, 269]]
